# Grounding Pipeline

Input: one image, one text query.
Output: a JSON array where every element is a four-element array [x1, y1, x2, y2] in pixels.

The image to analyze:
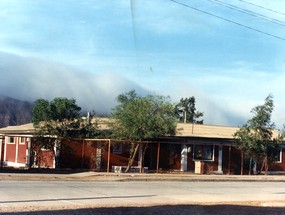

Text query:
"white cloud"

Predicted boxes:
[[153, 63, 285, 128], [0, 52, 148, 114]]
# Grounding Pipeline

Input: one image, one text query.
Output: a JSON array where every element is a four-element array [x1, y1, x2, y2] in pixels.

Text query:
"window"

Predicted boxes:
[[194, 145, 214, 161], [20, 137, 26, 144], [273, 149, 282, 163], [8, 137, 15, 144], [113, 143, 122, 154]]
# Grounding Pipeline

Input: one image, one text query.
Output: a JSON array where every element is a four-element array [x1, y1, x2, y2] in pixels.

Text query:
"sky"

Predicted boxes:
[[0, 0, 285, 128]]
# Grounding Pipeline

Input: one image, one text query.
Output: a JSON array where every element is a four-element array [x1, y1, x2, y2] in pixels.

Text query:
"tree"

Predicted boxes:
[[32, 97, 99, 168], [110, 90, 177, 172], [32, 98, 81, 126], [174, 97, 203, 123], [234, 94, 282, 175]]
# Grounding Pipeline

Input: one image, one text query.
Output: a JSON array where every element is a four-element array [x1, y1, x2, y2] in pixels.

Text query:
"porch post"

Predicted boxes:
[[138, 143, 143, 168], [228, 145, 231, 175], [26, 137, 31, 168], [0, 137, 4, 169], [15, 137, 19, 164], [96, 141, 102, 172], [81, 139, 85, 168], [241, 145, 244, 175], [180, 144, 188, 172], [156, 142, 160, 173], [217, 144, 223, 173], [107, 140, 111, 173]]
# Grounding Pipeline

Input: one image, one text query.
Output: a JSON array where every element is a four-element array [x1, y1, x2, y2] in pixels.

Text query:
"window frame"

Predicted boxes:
[[274, 148, 282, 163], [193, 145, 215, 161], [19, 137, 26, 145], [7, 136, 15, 144]]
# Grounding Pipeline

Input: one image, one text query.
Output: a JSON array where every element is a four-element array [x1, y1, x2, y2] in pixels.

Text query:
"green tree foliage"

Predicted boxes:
[[32, 98, 81, 126], [234, 94, 282, 174], [110, 90, 177, 172], [111, 90, 176, 140], [32, 97, 99, 138], [32, 97, 99, 168], [174, 97, 203, 123]]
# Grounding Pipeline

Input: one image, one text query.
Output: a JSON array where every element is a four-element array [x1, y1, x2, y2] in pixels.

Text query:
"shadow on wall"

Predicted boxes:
[[1, 204, 285, 215]]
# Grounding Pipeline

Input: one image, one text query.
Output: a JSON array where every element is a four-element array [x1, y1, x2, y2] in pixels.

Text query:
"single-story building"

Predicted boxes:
[[0, 121, 284, 174]]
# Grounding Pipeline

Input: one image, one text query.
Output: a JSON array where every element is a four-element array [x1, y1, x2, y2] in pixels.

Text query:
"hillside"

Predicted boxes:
[[0, 95, 33, 128]]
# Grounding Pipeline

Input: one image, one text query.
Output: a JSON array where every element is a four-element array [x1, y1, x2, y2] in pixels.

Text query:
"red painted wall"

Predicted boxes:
[[269, 149, 285, 171], [5, 143, 16, 162], [4, 137, 28, 166], [17, 142, 27, 164]]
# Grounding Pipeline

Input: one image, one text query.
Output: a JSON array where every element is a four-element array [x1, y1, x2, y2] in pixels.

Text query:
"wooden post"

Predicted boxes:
[[241, 145, 244, 175], [156, 142, 161, 173], [249, 156, 252, 175], [0, 137, 4, 170], [107, 140, 111, 173], [81, 139, 85, 169], [228, 146, 231, 175], [201, 146, 204, 174], [139, 143, 143, 173], [140, 143, 148, 173]]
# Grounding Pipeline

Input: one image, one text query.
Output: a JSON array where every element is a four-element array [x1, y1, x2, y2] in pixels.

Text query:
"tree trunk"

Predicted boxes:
[[125, 143, 140, 173], [260, 155, 268, 175], [265, 155, 268, 175]]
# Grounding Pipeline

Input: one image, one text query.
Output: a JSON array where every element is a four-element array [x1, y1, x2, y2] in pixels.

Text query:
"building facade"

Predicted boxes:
[[0, 122, 284, 174]]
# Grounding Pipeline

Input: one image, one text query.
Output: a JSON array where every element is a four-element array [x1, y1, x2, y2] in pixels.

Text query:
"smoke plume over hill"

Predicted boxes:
[[0, 52, 148, 116]]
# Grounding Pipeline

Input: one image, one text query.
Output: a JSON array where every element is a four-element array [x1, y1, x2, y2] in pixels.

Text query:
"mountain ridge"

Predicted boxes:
[[0, 95, 34, 128]]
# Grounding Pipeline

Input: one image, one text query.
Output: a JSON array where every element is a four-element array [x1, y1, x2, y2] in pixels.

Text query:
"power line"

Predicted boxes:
[[168, 0, 285, 41], [206, 0, 285, 27], [237, 0, 285, 16]]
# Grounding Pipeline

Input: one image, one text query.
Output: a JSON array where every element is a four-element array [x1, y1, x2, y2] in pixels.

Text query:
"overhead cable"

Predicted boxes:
[[206, 0, 285, 27], [237, 0, 285, 16], [169, 0, 285, 41]]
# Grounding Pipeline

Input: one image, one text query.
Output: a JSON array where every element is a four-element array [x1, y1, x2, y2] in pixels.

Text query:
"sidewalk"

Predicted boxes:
[[1, 171, 285, 182]]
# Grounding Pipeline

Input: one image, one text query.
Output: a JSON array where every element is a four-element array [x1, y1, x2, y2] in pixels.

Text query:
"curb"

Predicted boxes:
[[1, 172, 285, 182]]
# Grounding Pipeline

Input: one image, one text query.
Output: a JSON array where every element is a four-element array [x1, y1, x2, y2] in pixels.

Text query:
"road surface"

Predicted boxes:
[[1, 180, 285, 214]]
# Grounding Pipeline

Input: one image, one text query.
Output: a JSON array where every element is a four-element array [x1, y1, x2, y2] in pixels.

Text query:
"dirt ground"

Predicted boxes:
[[1, 202, 285, 215]]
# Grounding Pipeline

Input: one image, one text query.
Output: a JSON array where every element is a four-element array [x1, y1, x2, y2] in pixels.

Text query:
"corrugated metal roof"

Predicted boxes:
[[0, 123, 35, 134], [176, 123, 239, 139], [0, 120, 280, 139], [176, 123, 279, 139]]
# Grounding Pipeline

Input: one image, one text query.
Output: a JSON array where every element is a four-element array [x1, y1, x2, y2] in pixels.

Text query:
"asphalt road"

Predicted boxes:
[[1, 180, 285, 213]]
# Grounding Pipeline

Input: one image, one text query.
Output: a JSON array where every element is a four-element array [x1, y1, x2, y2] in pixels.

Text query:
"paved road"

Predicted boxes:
[[1, 180, 285, 213]]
